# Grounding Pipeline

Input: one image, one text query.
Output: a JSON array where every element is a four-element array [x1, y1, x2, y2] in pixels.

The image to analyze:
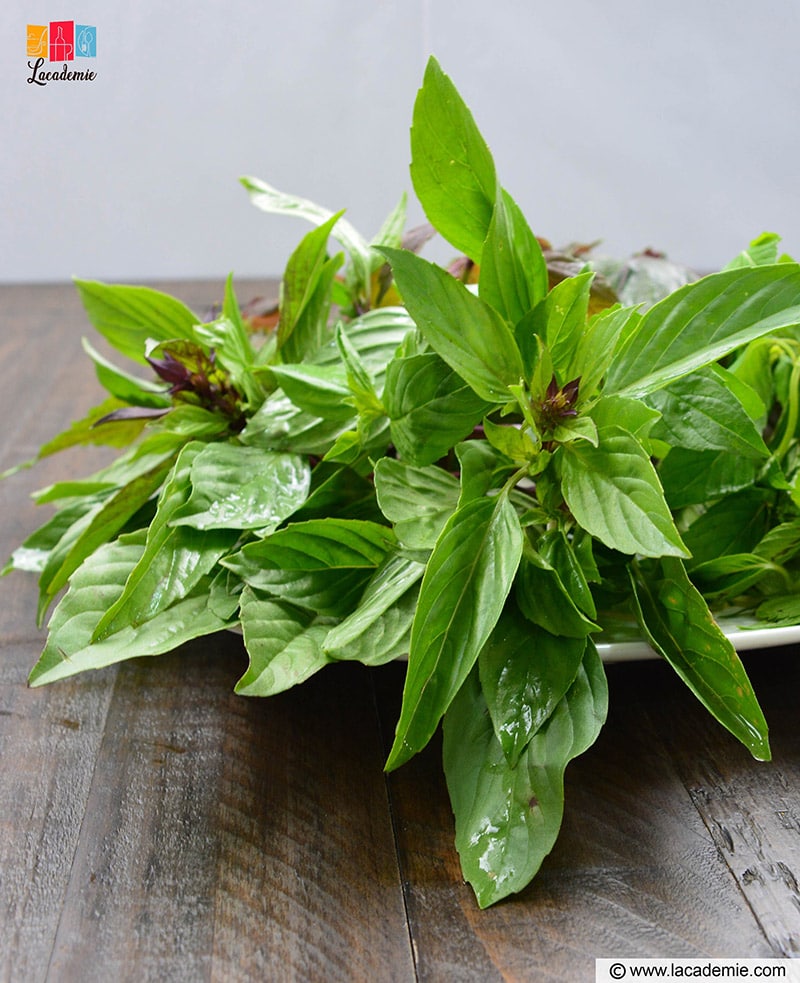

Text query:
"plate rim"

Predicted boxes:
[[595, 618, 800, 663]]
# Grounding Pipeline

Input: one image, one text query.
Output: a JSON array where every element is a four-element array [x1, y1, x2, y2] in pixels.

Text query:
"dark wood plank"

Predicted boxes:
[[1, 283, 123, 982], [658, 646, 800, 957], [44, 651, 415, 982]]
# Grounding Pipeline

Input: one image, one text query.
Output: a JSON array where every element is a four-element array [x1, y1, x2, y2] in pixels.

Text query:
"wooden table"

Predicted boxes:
[[2, 281, 800, 982]]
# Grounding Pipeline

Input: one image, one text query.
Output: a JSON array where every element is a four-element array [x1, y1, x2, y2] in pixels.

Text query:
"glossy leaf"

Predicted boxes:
[[478, 602, 587, 764], [374, 458, 460, 550], [270, 363, 352, 421], [515, 549, 598, 638], [561, 425, 689, 557], [630, 557, 770, 760], [74, 279, 199, 364], [29, 532, 231, 687], [381, 247, 524, 402], [383, 351, 491, 465], [81, 337, 169, 408], [229, 519, 395, 571], [323, 552, 426, 665], [443, 642, 607, 907], [386, 493, 523, 770], [236, 589, 333, 696], [278, 212, 344, 361], [605, 265, 800, 397], [659, 448, 758, 509], [646, 366, 769, 458], [241, 175, 372, 300], [172, 442, 311, 530], [409, 56, 496, 261], [479, 188, 548, 323]]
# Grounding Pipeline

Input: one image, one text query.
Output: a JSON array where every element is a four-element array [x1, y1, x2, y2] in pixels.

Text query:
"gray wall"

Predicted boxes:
[[3, 1, 799, 283]]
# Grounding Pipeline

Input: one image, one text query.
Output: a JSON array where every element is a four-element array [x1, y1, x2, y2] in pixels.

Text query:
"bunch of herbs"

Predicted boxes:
[[6, 57, 800, 907]]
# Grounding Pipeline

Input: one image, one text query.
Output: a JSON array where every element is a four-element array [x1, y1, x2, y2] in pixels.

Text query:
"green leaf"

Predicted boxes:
[[37, 398, 150, 457], [570, 305, 640, 400], [478, 602, 587, 765], [515, 548, 598, 638], [229, 519, 395, 571], [374, 458, 460, 550], [479, 188, 548, 323], [683, 488, 772, 567], [91, 444, 237, 639], [171, 442, 311, 530], [236, 589, 333, 696], [221, 562, 371, 619], [74, 279, 199, 364], [384, 351, 491, 465], [240, 391, 352, 456], [381, 247, 523, 402], [323, 552, 426, 665], [29, 532, 231, 687], [409, 56, 497, 261], [81, 338, 169, 408], [646, 366, 769, 458], [589, 394, 660, 442], [241, 175, 372, 300], [3, 496, 106, 578], [723, 232, 783, 270], [278, 211, 345, 361], [37, 455, 177, 602], [443, 642, 608, 907], [270, 363, 353, 421], [604, 265, 800, 397], [659, 448, 758, 509], [515, 273, 593, 381], [386, 493, 524, 770], [630, 557, 770, 761], [561, 425, 688, 557]]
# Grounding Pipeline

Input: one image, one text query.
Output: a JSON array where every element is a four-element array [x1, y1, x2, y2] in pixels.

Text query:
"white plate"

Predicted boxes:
[[595, 614, 800, 663]]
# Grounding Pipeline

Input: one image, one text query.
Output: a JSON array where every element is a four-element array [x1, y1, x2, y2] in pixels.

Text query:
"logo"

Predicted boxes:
[[26, 20, 97, 86]]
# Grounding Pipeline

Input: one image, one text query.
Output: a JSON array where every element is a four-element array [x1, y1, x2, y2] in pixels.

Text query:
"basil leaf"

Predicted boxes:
[[443, 642, 608, 908], [605, 265, 800, 397], [561, 425, 688, 557], [630, 557, 770, 761], [478, 602, 587, 765], [74, 279, 199, 363], [515, 548, 598, 638], [278, 211, 345, 361], [479, 188, 548, 323], [269, 363, 353, 422], [646, 366, 769, 458], [81, 337, 170, 408], [374, 458, 460, 550], [241, 176, 373, 301], [385, 493, 523, 771], [381, 247, 523, 402], [323, 552, 426, 665], [384, 351, 490, 465], [171, 442, 311, 531], [29, 532, 231, 687], [236, 589, 333, 696], [409, 56, 496, 261], [683, 488, 772, 567], [516, 272, 593, 381], [659, 448, 758, 509], [228, 519, 395, 570]]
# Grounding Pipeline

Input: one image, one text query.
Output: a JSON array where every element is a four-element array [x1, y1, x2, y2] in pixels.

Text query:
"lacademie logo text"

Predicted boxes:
[[26, 21, 97, 86]]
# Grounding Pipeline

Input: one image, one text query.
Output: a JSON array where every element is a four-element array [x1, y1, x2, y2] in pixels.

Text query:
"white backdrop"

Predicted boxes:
[[2, 0, 799, 283]]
